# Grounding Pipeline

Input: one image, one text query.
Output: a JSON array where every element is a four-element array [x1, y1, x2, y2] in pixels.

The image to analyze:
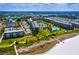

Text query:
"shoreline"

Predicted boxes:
[[17, 32, 79, 55]]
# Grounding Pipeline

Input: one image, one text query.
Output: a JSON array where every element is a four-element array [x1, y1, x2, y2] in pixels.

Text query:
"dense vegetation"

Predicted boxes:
[[0, 28, 4, 37], [36, 29, 51, 40], [0, 46, 15, 55]]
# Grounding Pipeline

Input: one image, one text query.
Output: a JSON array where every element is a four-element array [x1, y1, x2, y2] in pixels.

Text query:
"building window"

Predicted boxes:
[[6, 33, 10, 38], [19, 32, 23, 36], [13, 32, 17, 37]]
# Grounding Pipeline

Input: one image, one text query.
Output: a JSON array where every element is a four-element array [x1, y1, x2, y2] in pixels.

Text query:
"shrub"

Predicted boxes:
[[22, 36, 38, 46], [36, 29, 51, 40]]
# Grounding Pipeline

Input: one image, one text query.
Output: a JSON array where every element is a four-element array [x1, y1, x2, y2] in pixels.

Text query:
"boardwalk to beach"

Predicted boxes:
[[14, 44, 19, 55], [0, 33, 4, 43]]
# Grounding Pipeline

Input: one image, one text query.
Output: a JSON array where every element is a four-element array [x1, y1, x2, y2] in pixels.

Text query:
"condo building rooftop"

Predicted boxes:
[[72, 19, 79, 25], [4, 27, 24, 33], [45, 17, 72, 25], [31, 21, 39, 28]]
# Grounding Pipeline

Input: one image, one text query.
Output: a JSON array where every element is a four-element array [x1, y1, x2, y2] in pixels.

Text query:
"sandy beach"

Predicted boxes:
[[18, 33, 79, 55], [43, 35, 79, 55]]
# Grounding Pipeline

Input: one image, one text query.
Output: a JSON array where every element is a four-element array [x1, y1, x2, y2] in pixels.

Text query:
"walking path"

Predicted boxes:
[[13, 41, 19, 55], [0, 33, 4, 43]]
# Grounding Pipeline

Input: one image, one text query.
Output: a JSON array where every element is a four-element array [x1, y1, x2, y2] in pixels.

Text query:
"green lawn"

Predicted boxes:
[[0, 45, 15, 55], [0, 36, 38, 47], [0, 28, 4, 37], [0, 37, 23, 46]]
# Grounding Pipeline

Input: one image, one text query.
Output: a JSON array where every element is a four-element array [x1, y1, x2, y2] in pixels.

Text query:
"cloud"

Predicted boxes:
[[0, 3, 79, 11]]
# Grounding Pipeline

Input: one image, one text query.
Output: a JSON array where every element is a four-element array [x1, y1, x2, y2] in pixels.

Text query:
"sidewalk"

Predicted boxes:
[[13, 41, 19, 55], [0, 33, 4, 43]]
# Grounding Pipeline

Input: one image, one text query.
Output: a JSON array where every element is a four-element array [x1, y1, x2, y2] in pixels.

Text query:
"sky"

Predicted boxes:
[[0, 3, 79, 11]]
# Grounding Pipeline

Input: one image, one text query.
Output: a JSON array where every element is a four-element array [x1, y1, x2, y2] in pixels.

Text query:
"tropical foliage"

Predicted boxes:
[[21, 36, 38, 46], [36, 29, 51, 40]]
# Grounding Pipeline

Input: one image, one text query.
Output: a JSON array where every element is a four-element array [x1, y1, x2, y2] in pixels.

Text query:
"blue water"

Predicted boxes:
[[52, 27, 60, 31], [0, 11, 79, 15]]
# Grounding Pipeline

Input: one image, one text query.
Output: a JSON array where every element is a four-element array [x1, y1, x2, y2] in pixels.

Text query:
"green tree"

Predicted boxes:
[[0, 28, 4, 36], [21, 36, 38, 46], [36, 29, 51, 40]]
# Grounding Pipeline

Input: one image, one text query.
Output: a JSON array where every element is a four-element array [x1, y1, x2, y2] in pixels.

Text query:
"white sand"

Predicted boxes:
[[43, 35, 79, 55]]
